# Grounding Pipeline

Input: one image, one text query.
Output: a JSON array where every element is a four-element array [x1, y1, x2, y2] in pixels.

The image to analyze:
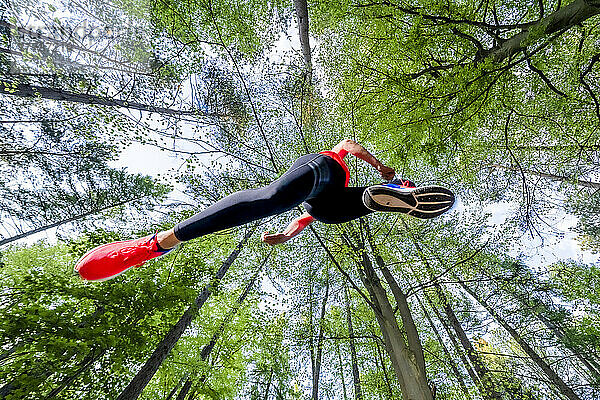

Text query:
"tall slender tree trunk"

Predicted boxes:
[[344, 283, 363, 400], [405, 222, 502, 400], [44, 349, 105, 399], [293, 0, 312, 81], [175, 380, 193, 400], [312, 268, 330, 400], [263, 368, 273, 400], [416, 294, 473, 400], [336, 342, 349, 400], [536, 313, 600, 382], [165, 376, 187, 400], [374, 339, 394, 399], [432, 282, 502, 400], [176, 254, 270, 399], [0, 370, 52, 399], [375, 255, 426, 376], [460, 282, 583, 400], [308, 264, 316, 392], [488, 163, 600, 189], [0, 195, 149, 247], [490, 266, 600, 383], [116, 229, 253, 400], [357, 252, 433, 400], [0, 79, 217, 117], [426, 293, 484, 398], [0, 20, 159, 76], [0, 345, 17, 363]]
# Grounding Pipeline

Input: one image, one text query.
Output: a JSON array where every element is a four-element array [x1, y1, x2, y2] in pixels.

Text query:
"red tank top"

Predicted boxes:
[[320, 150, 350, 187]]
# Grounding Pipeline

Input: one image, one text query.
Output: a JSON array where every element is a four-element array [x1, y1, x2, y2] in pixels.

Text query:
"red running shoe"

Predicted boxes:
[[75, 234, 171, 281]]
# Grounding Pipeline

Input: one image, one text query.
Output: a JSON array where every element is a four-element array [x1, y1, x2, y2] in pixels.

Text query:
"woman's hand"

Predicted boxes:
[[261, 231, 290, 246], [261, 213, 314, 246], [377, 164, 395, 180]]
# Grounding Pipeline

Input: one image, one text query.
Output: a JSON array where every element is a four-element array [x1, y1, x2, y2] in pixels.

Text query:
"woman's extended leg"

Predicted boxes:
[[172, 155, 317, 241], [75, 153, 330, 281]]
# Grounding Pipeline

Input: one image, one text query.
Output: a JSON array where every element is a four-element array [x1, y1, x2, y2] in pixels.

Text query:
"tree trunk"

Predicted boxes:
[[293, 0, 312, 81], [344, 283, 363, 400], [263, 368, 273, 400], [427, 294, 485, 398], [0, 370, 52, 399], [175, 379, 193, 400], [0, 195, 149, 247], [432, 282, 502, 400], [375, 255, 426, 377], [488, 163, 600, 189], [312, 268, 329, 400], [460, 283, 583, 400], [489, 265, 600, 383], [484, 0, 600, 63], [0, 79, 217, 117], [405, 223, 501, 400], [0, 21, 146, 72], [177, 254, 268, 399], [116, 229, 253, 400], [336, 342, 349, 400], [374, 339, 394, 399], [416, 294, 473, 400], [308, 264, 316, 392], [0, 345, 17, 363], [536, 313, 600, 382], [165, 376, 187, 400], [357, 252, 433, 400], [44, 349, 104, 399]]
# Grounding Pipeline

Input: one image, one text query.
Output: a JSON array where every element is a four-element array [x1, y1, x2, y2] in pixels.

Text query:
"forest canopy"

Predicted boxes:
[[1, 0, 600, 399]]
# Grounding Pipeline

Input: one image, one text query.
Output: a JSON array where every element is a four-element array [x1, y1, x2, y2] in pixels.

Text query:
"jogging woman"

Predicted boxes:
[[75, 139, 454, 281]]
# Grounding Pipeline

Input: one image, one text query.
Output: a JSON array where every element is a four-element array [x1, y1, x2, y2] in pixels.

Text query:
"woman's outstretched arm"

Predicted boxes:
[[332, 139, 395, 180], [261, 212, 315, 245]]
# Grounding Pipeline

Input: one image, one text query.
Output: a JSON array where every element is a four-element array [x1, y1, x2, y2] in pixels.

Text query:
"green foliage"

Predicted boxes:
[[3, 0, 600, 399], [0, 240, 195, 399], [149, 0, 287, 59]]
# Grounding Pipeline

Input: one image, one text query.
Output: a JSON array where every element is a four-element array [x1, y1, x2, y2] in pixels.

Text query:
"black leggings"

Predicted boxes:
[[173, 154, 372, 241]]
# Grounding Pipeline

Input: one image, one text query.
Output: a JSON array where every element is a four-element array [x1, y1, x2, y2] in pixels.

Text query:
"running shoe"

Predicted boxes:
[[362, 182, 455, 219], [75, 234, 171, 281]]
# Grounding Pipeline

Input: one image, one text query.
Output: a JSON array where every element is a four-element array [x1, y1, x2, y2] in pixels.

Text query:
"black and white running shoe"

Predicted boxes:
[[362, 182, 455, 219]]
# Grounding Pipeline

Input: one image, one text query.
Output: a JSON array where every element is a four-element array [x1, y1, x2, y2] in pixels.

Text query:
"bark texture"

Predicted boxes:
[[358, 253, 433, 400], [485, 0, 600, 63], [0, 79, 213, 117], [376, 255, 426, 377], [293, 0, 312, 80]]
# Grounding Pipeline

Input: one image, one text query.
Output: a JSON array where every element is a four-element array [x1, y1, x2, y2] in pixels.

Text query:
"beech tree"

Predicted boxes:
[[3, 0, 600, 399]]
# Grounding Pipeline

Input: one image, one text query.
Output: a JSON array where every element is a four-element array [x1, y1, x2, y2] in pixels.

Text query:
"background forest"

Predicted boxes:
[[1, 0, 600, 399]]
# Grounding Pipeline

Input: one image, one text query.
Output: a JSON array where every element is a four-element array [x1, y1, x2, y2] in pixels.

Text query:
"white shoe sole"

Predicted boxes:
[[363, 185, 455, 219]]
